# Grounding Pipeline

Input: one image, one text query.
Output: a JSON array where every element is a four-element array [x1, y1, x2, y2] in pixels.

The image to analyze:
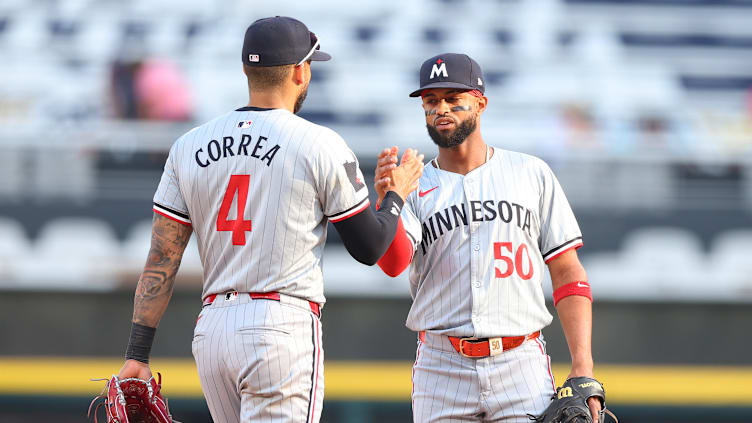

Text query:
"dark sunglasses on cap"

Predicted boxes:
[[296, 32, 320, 66]]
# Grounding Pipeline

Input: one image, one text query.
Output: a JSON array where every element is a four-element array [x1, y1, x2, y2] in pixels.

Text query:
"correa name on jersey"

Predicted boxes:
[[420, 199, 534, 255], [194, 134, 281, 168]]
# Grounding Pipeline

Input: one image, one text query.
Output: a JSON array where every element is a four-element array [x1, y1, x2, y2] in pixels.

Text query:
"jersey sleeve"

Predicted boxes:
[[537, 160, 581, 263], [153, 144, 191, 226], [400, 193, 422, 253], [314, 129, 370, 222]]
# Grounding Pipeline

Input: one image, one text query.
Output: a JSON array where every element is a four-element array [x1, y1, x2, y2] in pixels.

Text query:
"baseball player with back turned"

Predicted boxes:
[[374, 53, 603, 422], [114, 16, 424, 423]]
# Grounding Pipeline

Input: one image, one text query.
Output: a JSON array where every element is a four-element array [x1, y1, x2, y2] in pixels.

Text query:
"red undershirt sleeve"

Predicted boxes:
[[377, 218, 413, 277]]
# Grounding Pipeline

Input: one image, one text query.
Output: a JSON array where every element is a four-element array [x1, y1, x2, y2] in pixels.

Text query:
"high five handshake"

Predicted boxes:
[[375, 146, 424, 205]]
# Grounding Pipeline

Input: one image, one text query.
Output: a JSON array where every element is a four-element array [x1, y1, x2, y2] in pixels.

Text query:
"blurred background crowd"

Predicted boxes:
[[0, 0, 751, 422], [1, 0, 752, 300]]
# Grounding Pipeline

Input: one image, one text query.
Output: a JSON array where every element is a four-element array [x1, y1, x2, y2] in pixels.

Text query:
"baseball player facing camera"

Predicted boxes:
[[374, 54, 614, 423], [110, 16, 424, 423]]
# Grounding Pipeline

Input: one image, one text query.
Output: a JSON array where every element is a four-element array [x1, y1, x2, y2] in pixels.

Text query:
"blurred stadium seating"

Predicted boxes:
[[0, 0, 751, 133], [0, 0, 751, 299], [2, 215, 751, 300]]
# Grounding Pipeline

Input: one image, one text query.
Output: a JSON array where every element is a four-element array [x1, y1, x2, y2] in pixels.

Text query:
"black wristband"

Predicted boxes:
[[125, 322, 156, 364], [379, 191, 405, 214]]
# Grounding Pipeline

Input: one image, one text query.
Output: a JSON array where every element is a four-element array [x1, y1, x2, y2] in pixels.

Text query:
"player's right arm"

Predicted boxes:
[[374, 147, 419, 276], [331, 149, 423, 265], [314, 128, 423, 266]]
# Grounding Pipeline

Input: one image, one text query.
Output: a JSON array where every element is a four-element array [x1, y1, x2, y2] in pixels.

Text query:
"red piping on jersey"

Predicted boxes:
[[153, 208, 192, 227], [543, 242, 582, 264], [377, 218, 413, 277], [329, 200, 370, 223]]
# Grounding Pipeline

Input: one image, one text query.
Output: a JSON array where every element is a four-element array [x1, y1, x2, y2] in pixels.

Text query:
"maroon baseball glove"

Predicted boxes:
[[88, 373, 179, 423]]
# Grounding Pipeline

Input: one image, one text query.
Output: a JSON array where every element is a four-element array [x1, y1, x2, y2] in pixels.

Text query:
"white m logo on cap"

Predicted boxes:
[[430, 62, 448, 79]]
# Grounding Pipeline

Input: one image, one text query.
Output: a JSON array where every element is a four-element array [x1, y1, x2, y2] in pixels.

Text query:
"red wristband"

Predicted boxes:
[[553, 281, 592, 306]]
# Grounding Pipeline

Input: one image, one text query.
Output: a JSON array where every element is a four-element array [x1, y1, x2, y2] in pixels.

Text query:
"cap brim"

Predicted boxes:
[[409, 82, 479, 97], [310, 50, 331, 61]]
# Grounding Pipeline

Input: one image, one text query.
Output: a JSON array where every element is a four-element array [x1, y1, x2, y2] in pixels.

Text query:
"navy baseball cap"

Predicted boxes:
[[242, 16, 331, 67], [409, 53, 485, 97]]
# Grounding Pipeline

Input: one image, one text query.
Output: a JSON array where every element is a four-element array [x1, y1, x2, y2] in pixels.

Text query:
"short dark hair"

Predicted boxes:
[[243, 64, 293, 90]]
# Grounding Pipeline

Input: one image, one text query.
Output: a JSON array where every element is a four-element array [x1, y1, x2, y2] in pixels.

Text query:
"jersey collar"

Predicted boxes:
[[236, 106, 277, 112]]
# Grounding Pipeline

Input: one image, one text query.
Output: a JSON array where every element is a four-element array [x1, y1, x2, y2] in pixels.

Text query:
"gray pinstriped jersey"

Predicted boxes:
[[153, 107, 368, 304], [401, 148, 582, 337]]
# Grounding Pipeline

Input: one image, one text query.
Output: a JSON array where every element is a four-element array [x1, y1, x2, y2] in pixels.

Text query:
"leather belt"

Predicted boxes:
[[420, 330, 541, 358], [202, 291, 320, 317]]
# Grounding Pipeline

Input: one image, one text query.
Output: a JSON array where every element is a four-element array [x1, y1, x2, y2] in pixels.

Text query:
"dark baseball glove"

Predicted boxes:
[[530, 377, 617, 423], [88, 373, 179, 423]]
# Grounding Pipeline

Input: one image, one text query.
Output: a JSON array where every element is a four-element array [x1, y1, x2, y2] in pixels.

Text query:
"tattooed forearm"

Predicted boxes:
[[132, 214, 192, 327]]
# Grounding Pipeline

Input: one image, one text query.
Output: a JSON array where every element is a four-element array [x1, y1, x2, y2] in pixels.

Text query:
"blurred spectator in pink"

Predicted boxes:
[[134, 59, 193, 121]]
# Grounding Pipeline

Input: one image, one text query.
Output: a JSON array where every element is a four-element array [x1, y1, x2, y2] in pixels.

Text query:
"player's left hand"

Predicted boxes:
[[374, 146, 399, 205], [587, 396, 602, 422], [567, 369, 601, 422], [118, 359, 153, 381], [531, 376, 617, 423]]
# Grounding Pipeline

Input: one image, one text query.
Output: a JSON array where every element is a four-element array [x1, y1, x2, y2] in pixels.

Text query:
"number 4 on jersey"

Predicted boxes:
[[217, 174, 253, 245]]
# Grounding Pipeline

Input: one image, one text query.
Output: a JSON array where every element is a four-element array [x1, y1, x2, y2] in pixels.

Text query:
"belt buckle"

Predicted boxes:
[[225, 291, 238, 301], [458, 337, 479, 358], [488, 337, 503, 356]]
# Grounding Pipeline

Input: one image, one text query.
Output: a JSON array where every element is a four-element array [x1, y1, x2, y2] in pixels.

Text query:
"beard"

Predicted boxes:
[[293, 83, 309, 114], [426, 114, 478, 148]]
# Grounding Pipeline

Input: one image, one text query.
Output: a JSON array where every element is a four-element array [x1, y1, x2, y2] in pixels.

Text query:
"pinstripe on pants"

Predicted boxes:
[[192, 295, 324, 423], [412, 332, 555, 423]]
